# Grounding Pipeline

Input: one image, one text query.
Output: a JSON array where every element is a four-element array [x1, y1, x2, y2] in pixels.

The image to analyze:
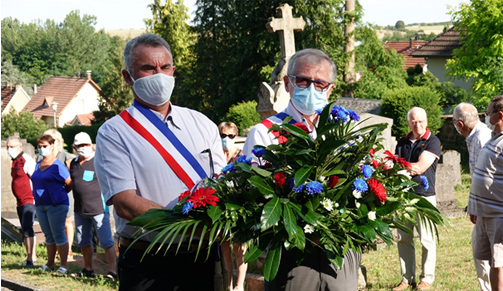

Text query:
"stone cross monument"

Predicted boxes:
[[256, 3, 306, 120]]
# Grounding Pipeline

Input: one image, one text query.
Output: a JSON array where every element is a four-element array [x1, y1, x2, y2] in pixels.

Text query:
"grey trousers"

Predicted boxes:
[[265, 247, 361, 291]]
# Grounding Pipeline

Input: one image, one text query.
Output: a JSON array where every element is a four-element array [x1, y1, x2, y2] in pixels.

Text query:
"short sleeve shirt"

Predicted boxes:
[[466, 121, 492, 175], [31, 159, 70, 206], [70, 155, 106, 215], [395, 129, 441, 196]]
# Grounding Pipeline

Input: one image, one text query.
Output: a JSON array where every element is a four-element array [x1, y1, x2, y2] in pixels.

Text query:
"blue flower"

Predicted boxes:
[[316, 104, 328, 115], [290, 178, 304, 193], [352, 178, 368, 192], [251, 148, 266, 158], [222, 163, 235, 174], [361, 164, 374, 179], [182, 201, 193, 214], [237, 155, 252, 165], [348, 109, 360, 122], [306, 181, 323, 195], [420, 175, 429, 190]]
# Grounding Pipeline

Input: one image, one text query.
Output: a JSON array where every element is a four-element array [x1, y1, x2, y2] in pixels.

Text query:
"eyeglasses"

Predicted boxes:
[[486, 111, 497, 116], [409, 120, 425, 125], [288, 75, 332, 92], [220, 133, 236, 139]]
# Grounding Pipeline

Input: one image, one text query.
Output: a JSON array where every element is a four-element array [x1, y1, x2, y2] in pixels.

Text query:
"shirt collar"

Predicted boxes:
[[405, 128, 431, 141]]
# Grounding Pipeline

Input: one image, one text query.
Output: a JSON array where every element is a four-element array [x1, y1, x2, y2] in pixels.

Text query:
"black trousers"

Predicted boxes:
[[265, 247, 361, 291], [118, 244, 216, 291]]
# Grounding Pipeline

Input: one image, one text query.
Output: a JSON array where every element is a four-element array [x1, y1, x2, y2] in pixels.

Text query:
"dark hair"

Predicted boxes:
[[491, 95, 503, 113], [124, 33, 172, 74], [37, 134, 55, 145]]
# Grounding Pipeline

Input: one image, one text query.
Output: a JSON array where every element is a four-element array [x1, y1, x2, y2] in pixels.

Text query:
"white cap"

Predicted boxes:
[[74, 132, 92, 145]]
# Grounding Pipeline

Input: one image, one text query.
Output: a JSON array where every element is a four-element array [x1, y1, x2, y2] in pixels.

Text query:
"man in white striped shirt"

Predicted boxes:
[[468, 95, 503, 291]]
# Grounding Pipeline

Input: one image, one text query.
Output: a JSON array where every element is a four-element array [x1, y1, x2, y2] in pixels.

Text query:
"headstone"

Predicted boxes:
[[257, 3, 305, 120], [435, 150, 464, 218]]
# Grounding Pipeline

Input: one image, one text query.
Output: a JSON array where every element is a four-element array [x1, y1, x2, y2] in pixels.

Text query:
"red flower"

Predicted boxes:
[[179, 190, 191, 201], [369, 148, 375, 157], [383, 150, 410, 168], [397, 157, 411, 168], [274, 172, 286, 187], [368, 178, 387, 204], [293, 122, 310, 133], [271, 130, 288, 144], [187, 187, 219, 208], [328, 175, 340, 188], [372, 160, 381, 169]]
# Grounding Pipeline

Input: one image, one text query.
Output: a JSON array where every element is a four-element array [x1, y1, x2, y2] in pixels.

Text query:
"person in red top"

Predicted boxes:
[[7, 135, 37, 267]]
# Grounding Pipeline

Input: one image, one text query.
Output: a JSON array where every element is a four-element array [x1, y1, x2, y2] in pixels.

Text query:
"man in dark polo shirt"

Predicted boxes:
[[70, 132, 117, 280], [393, 107, 441, 291]]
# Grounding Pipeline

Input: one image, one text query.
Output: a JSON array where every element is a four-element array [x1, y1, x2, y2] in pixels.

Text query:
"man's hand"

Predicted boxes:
[[111, 189, 163, 221], [470, 214, 477, 224]]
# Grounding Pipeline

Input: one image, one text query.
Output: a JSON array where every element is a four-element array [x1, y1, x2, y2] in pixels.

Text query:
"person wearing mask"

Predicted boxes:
[[393, 107, 441, 291], [38, 129, 75, 260], [6, 135, 37, 267], [218, 122, 247, 291], [468, 95, 503, 291], [31, 134, 72, 274], [94, 33, 226, 290], [453, 103, 492, 291], [70, 132, 117, 281], [243, 48, 361, 291]]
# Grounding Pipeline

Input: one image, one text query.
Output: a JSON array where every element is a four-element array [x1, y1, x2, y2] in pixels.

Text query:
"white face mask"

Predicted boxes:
[[222, 137, 235, 150], [485, 115, 496, 131], [129, 72, 175, 106], [453, 123, 462, 135], [76, 146, 93, 159], [7, 147, 20, 159]]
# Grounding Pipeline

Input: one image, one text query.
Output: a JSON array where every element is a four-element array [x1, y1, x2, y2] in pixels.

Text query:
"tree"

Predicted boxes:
[[447, 0, 503, 105], [93, 36, 133, 124], [1, 109, 49, 145], [224, 101, 262, 135], [395, 20, 405, 31], [1, 60, 35, 94]]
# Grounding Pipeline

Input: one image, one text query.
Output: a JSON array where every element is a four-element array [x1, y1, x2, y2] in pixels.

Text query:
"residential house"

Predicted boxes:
[[384, 39, 427, 70], [409, 27, 471, 91], [24, 71, 101, 127], [1, 85, 31, 115]]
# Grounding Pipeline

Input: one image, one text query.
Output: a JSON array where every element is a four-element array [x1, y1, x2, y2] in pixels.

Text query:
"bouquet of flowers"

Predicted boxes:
[[128, 101, 448, 281]]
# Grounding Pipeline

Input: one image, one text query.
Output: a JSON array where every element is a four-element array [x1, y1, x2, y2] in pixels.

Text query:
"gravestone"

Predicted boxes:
[[435, 150, 464, 217], [256, 3, 305, 120]]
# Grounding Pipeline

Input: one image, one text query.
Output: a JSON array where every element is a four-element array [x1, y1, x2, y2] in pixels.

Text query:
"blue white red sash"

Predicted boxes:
[[261, 112, 297, 143], [119, 101, 207, 189]]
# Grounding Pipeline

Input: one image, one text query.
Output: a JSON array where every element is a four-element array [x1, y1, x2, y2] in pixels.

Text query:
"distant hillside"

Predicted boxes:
[[376, 23, 452, 41], [106, 29, 145, 40]]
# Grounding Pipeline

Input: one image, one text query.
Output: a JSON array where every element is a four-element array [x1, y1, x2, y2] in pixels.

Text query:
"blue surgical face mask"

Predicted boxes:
[[39, 146, 52, 157], [291, 84, 327, 115]]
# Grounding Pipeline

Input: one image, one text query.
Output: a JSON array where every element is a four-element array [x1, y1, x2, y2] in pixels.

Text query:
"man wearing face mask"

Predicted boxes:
[[243, 49, 361, 291], [6, 135, 37, 268], [94, 33, 226, 290], [452, 103, 493, 291], [468, 95, 503, 291], [69, 132, 117, 281]]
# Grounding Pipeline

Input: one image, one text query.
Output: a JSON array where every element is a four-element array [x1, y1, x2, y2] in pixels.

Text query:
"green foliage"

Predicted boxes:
[[395, 20, 405, 31], [93, 36, 133, 124], [352, 27, 408, 99], [1, 60, 35, 94], [447, 0, 503, 99], [1, 109, 49, 146], [224, 101, 262, 135], [381, 86, 443, 137], [58, 124, 102, 152]]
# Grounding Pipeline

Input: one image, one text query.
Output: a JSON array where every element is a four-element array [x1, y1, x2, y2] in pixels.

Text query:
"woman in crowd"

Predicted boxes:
[[31, 134, 72, 274], [218, 122, 247, 291], [39, 129, 75, 259]]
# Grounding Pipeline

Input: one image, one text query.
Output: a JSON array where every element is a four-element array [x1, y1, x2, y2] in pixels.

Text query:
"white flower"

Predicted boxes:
[[397, 169, 412, 180], [356, 202, 361, 208], [368, 211, 376, 221], [322, 198, 334, 211], [304, 224, 315, 234], [334, 203, 339, 208], [353, 190, 362, 199]]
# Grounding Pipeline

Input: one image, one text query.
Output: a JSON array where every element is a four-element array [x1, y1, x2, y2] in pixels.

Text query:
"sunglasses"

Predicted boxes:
[[220, 133, 236, 139]]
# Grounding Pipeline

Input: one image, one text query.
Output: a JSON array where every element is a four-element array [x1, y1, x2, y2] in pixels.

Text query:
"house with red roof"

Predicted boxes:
[[24, 71, 101, 127], [384, 39, 427, 70], [409, 27, 470, 91], [1, 85, 31, 115]]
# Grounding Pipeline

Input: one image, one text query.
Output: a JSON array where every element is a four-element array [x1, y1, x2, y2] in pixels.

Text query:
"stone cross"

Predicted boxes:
[[266, 3, 306, 60]]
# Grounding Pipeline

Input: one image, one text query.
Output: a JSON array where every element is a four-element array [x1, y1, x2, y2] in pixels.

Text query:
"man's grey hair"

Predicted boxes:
[[6, 135, 22, 145], [287, 49, 337, 83], [124, 33, 172, 74], [453, 103, 479, 127], [407, 107, 427, 121]]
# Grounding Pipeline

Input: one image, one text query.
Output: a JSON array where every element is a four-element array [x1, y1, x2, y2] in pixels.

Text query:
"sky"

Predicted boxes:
[[1, 0, 466, 30]]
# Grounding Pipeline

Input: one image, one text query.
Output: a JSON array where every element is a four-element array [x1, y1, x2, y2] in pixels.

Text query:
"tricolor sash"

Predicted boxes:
[[119, 101, 207, 189], [261, 112, 298, 143]]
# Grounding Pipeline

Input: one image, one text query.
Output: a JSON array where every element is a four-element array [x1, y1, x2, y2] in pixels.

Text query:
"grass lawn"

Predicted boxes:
[[1, 175, 478, 290]]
